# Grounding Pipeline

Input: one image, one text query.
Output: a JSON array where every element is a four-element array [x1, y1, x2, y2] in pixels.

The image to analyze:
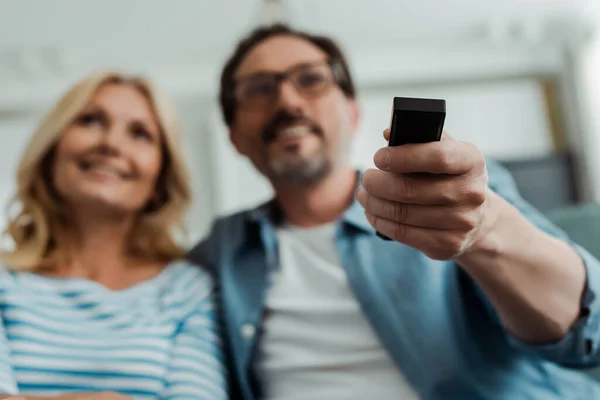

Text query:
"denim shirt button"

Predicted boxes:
[[241, 323, 256, 340]]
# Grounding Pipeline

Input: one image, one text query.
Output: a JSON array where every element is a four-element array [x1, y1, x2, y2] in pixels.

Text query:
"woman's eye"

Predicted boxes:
[[131, 126, 153, 141], [77, 113, 102, 126]]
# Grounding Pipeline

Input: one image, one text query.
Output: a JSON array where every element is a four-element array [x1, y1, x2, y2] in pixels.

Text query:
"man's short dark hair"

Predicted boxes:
[[219, 23, 357, 126]]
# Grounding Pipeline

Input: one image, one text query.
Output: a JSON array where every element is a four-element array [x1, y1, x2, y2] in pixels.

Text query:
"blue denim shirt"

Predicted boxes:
[[190, 161, 600, 400]]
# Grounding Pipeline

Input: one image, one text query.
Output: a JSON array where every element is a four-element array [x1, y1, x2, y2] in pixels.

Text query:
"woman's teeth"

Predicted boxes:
[[86, 164, 123, 178]]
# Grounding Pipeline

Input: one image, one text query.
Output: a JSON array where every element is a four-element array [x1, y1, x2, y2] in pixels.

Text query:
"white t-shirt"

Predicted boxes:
[[255, 222, 420, 399]]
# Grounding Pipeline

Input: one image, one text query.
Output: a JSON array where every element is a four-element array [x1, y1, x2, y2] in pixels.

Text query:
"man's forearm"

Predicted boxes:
[[456, 191, 587, 344]]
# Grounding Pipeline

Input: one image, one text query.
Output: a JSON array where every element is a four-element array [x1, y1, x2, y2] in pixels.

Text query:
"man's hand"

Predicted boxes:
[[358, 129, 491, 260], [359, 128, 588, 345]]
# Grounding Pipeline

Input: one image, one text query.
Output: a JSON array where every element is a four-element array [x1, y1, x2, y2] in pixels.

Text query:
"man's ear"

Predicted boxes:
[[348, 99, 361, 137], [229, 127, 247, 156]]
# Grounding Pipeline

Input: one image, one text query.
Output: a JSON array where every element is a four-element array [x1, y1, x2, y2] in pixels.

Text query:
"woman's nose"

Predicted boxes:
[[98, 124, 125, 155]]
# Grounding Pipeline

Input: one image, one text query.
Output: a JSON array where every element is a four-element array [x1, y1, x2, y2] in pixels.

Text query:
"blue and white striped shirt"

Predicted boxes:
[[0, 260, 226, 399]]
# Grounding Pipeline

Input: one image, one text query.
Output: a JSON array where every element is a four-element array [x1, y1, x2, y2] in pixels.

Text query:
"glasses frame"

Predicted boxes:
[[231, 60, 344, 110]]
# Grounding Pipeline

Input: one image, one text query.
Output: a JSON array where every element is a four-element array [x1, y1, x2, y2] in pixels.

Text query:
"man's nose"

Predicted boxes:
[[275, 80, 307, 114]]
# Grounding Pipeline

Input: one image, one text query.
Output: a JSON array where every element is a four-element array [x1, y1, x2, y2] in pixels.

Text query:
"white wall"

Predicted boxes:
[[0, 112, 43, 229], [173, 96, 218, 244], [575, 25, 600, 201], [354, 79, 554, 167]]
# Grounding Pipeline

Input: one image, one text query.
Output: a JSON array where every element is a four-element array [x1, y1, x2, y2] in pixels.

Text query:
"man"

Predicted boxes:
[[190, 23, 600, 399]]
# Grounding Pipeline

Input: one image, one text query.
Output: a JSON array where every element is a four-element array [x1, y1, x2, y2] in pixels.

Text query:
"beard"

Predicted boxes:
[[259, 109, 333, 184], [267, 148, 331, 184]]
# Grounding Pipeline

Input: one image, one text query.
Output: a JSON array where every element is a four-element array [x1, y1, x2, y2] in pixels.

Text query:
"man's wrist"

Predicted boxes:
[[455, 190, 521, 266]]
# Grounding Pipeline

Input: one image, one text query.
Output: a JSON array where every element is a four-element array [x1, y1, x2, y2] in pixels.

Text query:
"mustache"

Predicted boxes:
[[261, 111, 323, 144]]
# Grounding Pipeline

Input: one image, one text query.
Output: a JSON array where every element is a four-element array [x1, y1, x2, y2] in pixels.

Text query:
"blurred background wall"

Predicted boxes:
[[0, 0, 599, 245]]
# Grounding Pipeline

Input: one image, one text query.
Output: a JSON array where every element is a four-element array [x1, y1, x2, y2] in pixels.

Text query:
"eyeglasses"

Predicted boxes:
[[233, 61, 341, 110]]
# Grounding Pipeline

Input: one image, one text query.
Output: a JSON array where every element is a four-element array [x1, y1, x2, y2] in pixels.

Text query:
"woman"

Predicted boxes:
[[0, 72, 226, 399]]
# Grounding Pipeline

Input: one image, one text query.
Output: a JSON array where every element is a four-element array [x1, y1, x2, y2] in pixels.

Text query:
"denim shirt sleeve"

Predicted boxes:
[[474, 160, 600, 367], [188, 238, 213, 272], [187, 220, 220, 277]]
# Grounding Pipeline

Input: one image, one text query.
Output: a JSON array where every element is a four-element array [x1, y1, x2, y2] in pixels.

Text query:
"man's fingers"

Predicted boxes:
[[373, 138, 483, 175], [383, 128, 390, 141], [357, 189, 480, 230], [364, 213, 469, 260], [360, 169, 484, 205]]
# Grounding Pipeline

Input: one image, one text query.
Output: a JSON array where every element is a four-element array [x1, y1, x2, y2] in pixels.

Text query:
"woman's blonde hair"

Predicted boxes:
[[0, 71, 192, 271]]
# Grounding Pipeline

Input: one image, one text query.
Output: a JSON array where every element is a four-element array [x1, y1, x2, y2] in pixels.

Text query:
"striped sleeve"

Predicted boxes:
[[158, 287, 227, 399], [0, 275, 18, 394]]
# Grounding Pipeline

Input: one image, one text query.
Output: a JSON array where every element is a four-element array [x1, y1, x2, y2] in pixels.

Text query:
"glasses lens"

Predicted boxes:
[[235, 75, 279, 109], [290, 64, 334, 96]]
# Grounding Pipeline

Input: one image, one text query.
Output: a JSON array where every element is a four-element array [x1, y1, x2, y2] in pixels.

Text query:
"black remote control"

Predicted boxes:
[[376, 96, 446, 240]]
